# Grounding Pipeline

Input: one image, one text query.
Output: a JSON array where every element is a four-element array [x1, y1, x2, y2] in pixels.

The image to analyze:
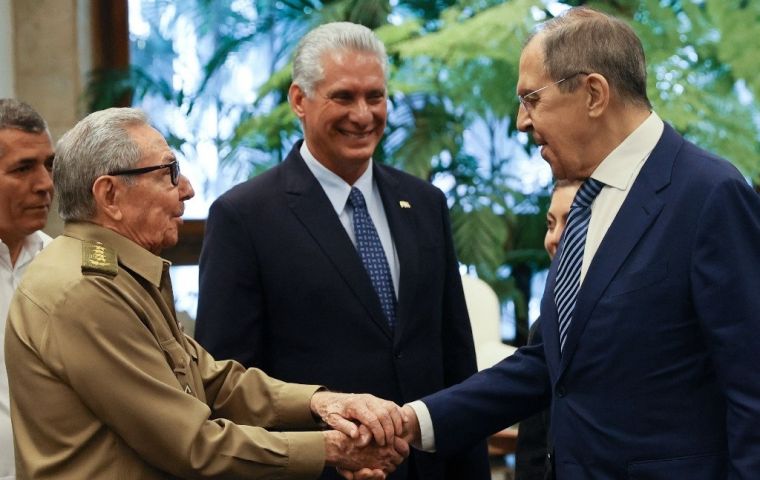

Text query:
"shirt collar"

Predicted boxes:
[[300, 141, 374, 215], [24, 230, 50, 253], [0, 230, 50, 268], [591, 112, 664, 191], [63, 221, 167, 288]]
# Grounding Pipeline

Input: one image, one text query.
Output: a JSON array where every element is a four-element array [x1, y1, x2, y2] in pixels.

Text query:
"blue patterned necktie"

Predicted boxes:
[[554, 177, 605, 352], [348, 187, 397, 330]]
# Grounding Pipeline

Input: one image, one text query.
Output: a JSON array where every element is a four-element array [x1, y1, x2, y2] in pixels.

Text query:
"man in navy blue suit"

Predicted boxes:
[[195, 22, 488, 480], [402, 7, 760, 479]]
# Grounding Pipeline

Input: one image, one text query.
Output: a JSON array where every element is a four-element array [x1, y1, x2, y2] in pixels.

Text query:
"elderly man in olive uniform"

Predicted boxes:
[[5, 107, 407, 480]]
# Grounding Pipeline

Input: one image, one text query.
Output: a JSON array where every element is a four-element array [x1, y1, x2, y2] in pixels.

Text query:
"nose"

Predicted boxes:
[[33, 165, 54, 196], [545, 230, 560, 259], [178, 174, 195, 201], [516, 103, 532, 132], [349, 98, 373, 125]]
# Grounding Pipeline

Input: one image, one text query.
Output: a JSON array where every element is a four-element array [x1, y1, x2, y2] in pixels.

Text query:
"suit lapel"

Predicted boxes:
[[557, 125, 682, 376], [282, 145, 393, 339], [374, 164, 419, 343]]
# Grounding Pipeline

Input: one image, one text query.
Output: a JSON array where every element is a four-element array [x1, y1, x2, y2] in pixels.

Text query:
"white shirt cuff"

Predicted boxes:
[[407, 400, 436, 452]]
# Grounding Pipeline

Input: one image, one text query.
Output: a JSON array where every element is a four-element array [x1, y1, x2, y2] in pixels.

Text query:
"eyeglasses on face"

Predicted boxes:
[[518, 72, 588, 112], [108, 160, 180, 186]]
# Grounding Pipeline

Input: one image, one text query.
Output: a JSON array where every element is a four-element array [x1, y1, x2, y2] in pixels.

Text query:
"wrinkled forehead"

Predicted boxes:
[[126, 124, 172, 161]]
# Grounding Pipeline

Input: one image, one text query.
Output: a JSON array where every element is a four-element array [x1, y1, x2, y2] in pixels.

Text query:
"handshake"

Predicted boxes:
[[310, 391, 421, 479]]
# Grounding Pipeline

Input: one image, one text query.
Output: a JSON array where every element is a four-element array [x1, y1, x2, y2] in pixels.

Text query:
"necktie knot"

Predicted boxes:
[[348, 187, 367, 210], [572, 178, 605, 209]]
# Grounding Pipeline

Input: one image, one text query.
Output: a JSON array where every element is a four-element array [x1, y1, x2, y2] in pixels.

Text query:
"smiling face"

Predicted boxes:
[[0, 128, 54, 253], [290, 49, 387, 184], [115, 124, 194, 254], [516, 38, 595, 181]]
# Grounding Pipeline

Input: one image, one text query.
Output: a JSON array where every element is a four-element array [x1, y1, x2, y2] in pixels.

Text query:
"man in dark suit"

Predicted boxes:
[[195, 22, 489, 480], [402, 7, 760, 479]]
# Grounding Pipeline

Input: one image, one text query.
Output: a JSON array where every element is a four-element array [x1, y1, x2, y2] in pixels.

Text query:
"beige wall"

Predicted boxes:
[[11, 0, 94, 236], [0, 1, 14, 97]]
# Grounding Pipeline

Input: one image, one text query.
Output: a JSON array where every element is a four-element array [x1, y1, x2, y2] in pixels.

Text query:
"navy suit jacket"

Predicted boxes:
[[195, 141, 489, 479], [423, 124, 760, 479]]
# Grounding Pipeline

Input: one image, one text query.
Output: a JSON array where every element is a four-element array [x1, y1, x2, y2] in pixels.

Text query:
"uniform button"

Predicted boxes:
[[557, 385, 566, 397]]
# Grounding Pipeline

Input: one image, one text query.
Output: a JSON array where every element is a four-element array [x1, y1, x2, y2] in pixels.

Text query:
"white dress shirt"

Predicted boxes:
[[409, 112, 665, 452], [1, 230, 52, 480], [300, 141, 400, 295]]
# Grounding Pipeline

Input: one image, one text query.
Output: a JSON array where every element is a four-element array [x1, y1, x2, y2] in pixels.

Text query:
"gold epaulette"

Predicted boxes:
[[81, 240, 118, 277]]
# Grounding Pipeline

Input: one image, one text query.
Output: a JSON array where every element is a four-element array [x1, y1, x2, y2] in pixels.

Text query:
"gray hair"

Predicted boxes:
[[54, 108, 147, 221], [292, 22, 388, 98], [0, 99, 49, 156], [529, 7, 651, 108]]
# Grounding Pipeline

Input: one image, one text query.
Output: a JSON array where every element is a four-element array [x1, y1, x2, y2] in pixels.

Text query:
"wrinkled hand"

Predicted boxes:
[[311, 392, 404, 446], [323, 429, 409, 478]]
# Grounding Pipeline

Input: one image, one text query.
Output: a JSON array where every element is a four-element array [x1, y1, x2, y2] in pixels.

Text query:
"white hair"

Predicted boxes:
[[54, 108, 147, 221], [292, 22, 388, 98]]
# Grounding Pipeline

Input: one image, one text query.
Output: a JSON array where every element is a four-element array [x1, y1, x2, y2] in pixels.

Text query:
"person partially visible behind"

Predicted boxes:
[[0, 98, 54, 480], [514, 179, 580, 480], [5, 107, 408, 480], [543, 180, 582, 260]]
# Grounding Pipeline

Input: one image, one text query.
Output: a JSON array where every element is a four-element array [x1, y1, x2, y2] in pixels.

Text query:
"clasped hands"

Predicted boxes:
[[311, 391, 419, 479]]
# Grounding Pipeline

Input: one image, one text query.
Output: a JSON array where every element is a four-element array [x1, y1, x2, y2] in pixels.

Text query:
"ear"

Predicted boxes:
[[585, 73, 609, 118], [92, 175, 124, 222], [288, 83, 307, 120]]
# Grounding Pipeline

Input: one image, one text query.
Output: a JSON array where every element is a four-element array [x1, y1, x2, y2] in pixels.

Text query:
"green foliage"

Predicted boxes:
[[392, 0, 541, 63], [629, 0, 760, 182], [451, 203, 508, 269]]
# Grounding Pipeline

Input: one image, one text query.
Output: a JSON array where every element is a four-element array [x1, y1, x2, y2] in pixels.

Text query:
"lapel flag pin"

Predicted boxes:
[[399, 200, 411, 209]]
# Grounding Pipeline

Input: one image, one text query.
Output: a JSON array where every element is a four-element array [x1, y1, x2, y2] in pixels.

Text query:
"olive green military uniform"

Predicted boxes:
[[5, 222, 326, 479]]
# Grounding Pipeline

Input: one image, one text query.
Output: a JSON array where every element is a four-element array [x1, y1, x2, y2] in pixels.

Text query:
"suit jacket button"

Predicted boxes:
[[557, 385, 566, 397], [395, 352, 404, 359]]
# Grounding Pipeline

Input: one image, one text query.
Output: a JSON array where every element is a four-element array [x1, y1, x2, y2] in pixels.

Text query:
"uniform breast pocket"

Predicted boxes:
[[605, 263, 668, 298], [159, 338, 196, 395], [159, 339, 189, 372]]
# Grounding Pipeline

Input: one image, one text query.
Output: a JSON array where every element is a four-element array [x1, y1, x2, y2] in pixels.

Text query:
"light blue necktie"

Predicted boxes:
[[554, 177, 604, 352], [348, 187, 397, 330]]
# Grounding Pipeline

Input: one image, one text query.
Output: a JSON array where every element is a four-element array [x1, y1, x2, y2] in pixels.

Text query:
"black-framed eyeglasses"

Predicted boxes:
[[518, 72, 589, 113], [108, 160, 179, 186]]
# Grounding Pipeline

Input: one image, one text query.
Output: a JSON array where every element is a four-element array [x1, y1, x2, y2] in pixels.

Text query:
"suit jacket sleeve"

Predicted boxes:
[[196, 195, 265, 366], [422, 339, 550, 455], [690, 176, 760, 477]]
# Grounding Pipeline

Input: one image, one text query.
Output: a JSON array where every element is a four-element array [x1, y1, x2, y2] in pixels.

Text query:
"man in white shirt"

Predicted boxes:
[[0, 99, 55, 479], [402, 7, 760, 480]]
